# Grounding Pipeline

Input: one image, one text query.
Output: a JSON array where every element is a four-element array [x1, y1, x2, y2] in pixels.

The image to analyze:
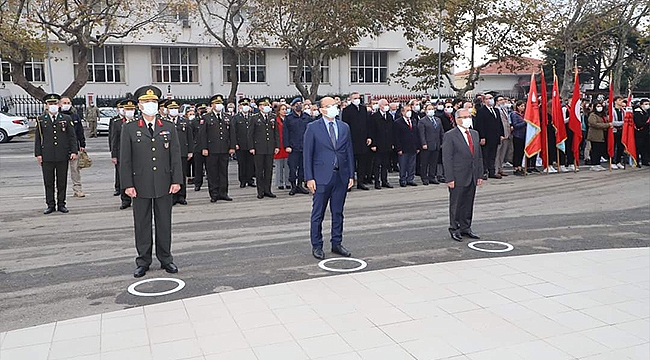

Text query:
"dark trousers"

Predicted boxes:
[[193, 152, 206, 187], [206, 153, 229, 199], [398, 152, 416, 184], [449, 183, 477, 233], [373, 152, 390, 185], [116, 163, 131, 206], [132, 195, 173, 267], [415, 151, 421, 176], [390, 151, 399, 171], [482, 144, 498, 175], [254, 154, 273, 196], [636, 131, 650, 165], [513, 137, 525, 168], [420, 149, 439, 182], [566, 130, 575, 165], [114, 164, 120, 192], [613, 130, 625, 164], [526, 154, 538, 170], [236, 149, 255, 185], [288, 151, 305, 184], [173, 156, 189, 202], [355, 153, 372, 183], [42, 161, 68, 207], [590, 141, 608, 165], [310, 172, 347, 248]]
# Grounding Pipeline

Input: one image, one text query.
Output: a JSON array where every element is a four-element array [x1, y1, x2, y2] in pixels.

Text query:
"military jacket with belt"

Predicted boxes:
[[199, 111, 236, 154], [119, 115, 183, 199], [248, 113, 280, 155], [170, 116, 194, 157], [234, 113, 254, 150], [34, 112, 78, 162]]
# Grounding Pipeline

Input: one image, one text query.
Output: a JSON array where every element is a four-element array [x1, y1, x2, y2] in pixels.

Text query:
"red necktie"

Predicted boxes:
[[407, 119, 412, 130], [466, 130, 474, 155]]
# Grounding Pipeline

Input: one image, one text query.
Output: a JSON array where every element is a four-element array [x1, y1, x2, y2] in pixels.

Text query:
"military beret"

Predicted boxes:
[[290, 97, 302, 106], [239, 98, 250, 105], [133, 85, 162, 101], [210, 94, 224, 104], [166, 99, 180, 109], [43, 93, 61, 103]]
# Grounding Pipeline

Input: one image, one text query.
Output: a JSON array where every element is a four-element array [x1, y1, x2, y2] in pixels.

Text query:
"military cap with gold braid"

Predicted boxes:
[[210, 94, 224, 104], [133, 85, 162, 101], [116, 100, 124, 108], [197, 103, 208, 111], [166, 99, 180, 109], [43, 93, 61, 103], [122, 99, 137, 110], [158, 99, 168, 108], [258, 97, 271, 106], [238, 98, 250, 106]]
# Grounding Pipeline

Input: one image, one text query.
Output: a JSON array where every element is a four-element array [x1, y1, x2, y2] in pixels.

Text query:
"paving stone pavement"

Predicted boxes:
[[0, 247, 648, 360]]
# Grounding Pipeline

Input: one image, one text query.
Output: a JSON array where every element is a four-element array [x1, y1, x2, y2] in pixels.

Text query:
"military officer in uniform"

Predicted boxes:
[[35, 94, 78, 214], [166, 99, 194, 205], [109, 100, 125, 196], [111, 99, 136, 210], [248, 97, 280, 199], [120, 86, 182, 278], [158, 99, 168, 118], [234, 98, 256, 188], [192, 103, 208, 191], [200, 94, 236, 203]]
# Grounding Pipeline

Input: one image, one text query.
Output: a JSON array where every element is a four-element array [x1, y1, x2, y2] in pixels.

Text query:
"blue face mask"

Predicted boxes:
[[390, 110, 397, 116], [287, 109, 292, 115]]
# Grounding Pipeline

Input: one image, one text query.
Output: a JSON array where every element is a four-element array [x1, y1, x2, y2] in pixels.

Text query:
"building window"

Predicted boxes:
[[223, 50, 266, 83], [288, 54, 329, 83], [350, 51, 388, 84], [151, 47, 199, 83], [0, 56, 45, 82], [73, 46, 125, 83]]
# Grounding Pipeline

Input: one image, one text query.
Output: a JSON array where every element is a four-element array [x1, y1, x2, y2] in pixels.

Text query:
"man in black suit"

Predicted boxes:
[[473, 94, 504, 179], [418, 104, 444, 185], [393, 105, 420, 187], [341, 91, 372, 190], [443, 109, 484, 242], [369, 99, 394, 189]]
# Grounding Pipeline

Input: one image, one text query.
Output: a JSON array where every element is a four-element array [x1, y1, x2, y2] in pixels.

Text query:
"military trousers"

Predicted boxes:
[[69, 158, 82, 193], [193, 151, 206, 188], [236, 149, 255, 185], [114, 163, 131, 206], [206, 153, 229, 200], [288, 151, 305, 184], [42, 160, 68, 207], [254, 154, 273, 196], [132, 194, 173, 267], [174, 156, 190, 202]]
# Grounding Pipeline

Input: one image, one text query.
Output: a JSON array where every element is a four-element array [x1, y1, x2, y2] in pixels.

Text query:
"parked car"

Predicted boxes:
[[96, 107, 118, 135], [0, 112, 29, 143]]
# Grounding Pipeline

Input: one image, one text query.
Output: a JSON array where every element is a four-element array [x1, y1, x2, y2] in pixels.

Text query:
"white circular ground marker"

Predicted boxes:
[[127, 278, 185, 297], [318, 257, 368, 273], [468, 241, 514, 253]]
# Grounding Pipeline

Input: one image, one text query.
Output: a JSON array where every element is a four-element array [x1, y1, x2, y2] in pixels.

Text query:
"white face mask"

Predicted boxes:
[[436, 105, 444, 111], [61, 104, 72, 112], [262, 105, 272, 113], [372, 104, 379, 110], [405, 110, 412, 119], [352, 98, 361, 106], [324, 106, 339, 119], [125, 110, 135, 119], [169, 109, 179, 117], [382, 105, 390, 112], [242, 105, 250, 113], [227, 107, 235, 113], [188, 114, 195, 120], [214, 104, 224, 112], [304, 109, 311, 116], [142, 102, 158, 116], [426, 110, 435, 117], [346, 100, 351, 106], [459, 118, 473, 129], [414, 105, 421, 112], [444, 107, 453, 114], [643, 104, 650, 111], [596, 106, 603, 112], [48, 104, 59, 114], [487, 99, 495, 107], [162, 108, 168, 115]]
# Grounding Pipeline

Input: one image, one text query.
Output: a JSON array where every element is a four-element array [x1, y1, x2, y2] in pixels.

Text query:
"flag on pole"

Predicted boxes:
[[622, 92, 637, 166], [540, 68, 549, 168], [607, 77, 615, 159], [524, 73, 541, 158], [551, 74, 567, 152], [568, 68, 583, 165]]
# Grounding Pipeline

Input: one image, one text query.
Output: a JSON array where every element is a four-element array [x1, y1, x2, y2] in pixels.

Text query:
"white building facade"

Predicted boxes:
[[1, 18, 451, 100]]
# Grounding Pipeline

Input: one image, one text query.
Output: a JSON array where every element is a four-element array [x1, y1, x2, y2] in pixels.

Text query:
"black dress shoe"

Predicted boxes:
[[422, 181, 429, 185], [461, 231, 481, 239], [449, 229, 463, 242], [57, 205, 69, 213], [113, 190, 120, 196], [400, 183, 407, 187], [374, 183, 382, 189], [134, 266, 149, 278], [194, 186, 201, 191], [248, 182, 256, 188], [240, 183, 247, 188], [482, 174, 489, 180], [265, 192, 277, 198], [382, 183, 394, 188], [278, 186, 285, 190], [312, 247, 325, 260], [296, 186, 309, 194], [332, 244, 351, 257], [257, 194, 264, 199], [219, 196, 233, 201], [407, 182, 418, 186], [119, 203, 131, 210], [357, 184, 370, 190], [488, 174, 502, 179], [177, 199, 188, 205], [43, 207, 55, 214], [431, 179, 440, 184], [289, 187, 297, 195], [161, 263, 178, 273], [210, 198, 218, 203]]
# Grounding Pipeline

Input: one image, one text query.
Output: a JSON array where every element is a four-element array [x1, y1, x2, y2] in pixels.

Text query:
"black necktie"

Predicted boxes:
[[329, 122, 338, 167], [148, 123, 154, 137]]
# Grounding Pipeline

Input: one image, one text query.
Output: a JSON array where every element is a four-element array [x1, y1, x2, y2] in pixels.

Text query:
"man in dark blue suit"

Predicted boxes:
[[304, 97, 355, 260]]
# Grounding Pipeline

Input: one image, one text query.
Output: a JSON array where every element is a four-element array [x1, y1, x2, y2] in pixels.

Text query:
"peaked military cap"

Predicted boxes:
[[116, 100, 125, 108], [239, 98, 250, 106], [258, 97, 271, 106], [197, 103, 208, 110], [166, 99, 180, 109], [122, 99, 137, 109], [210, 94, 224, 104], [134, 85, 162, 101], [43, 93, 61, 103]]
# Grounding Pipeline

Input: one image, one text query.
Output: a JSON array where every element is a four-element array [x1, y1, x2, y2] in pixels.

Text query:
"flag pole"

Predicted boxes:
[[574, 57, 579, 173]]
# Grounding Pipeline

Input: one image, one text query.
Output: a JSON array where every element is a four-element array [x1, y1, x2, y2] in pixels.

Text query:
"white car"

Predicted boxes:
[[0, 112, 29, 143], [96, 107, 118, 135]]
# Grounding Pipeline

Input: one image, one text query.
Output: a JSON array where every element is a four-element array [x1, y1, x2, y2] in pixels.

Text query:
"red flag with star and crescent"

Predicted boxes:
[[568, 68, 583, 165], [622, 91, 637, 166]]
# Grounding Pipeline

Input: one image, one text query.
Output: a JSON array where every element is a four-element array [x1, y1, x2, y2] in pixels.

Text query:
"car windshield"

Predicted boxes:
[[100, 108, 118, 117]]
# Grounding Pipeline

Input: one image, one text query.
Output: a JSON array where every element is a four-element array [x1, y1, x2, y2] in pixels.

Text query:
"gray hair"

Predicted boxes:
[[455, 108, 471, 119]]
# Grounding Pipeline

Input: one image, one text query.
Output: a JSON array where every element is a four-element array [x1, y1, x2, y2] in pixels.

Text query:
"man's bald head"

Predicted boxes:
[[320, 96, 336, 108]]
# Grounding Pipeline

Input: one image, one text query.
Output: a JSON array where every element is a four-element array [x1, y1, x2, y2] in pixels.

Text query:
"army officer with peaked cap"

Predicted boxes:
[[120, 85, 183, 278]]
